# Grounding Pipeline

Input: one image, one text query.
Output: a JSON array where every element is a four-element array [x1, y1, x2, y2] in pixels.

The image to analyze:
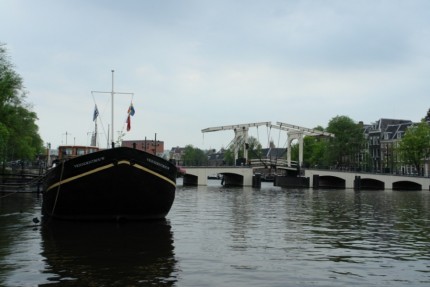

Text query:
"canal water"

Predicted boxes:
[[1, 180, 429, 286]]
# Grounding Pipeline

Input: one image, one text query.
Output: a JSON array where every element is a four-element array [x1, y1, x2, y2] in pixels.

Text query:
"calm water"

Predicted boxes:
[[1, 180, 429, 286]]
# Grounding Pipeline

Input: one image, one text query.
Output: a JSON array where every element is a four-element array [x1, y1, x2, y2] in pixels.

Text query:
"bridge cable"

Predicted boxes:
[[246, 125, 268, 169], [266, 125, 271, 150], [256, 126, 260, 147]]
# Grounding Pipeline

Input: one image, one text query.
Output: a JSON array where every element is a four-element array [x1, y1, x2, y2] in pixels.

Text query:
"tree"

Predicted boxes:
[[0, 122, 9, 169], [292, 125, 329, 168], [0, 44, 43, 168], [243, 136, 263, 160], [397, 120, 430, 175], [302, 135, 328, 168], [325, 116, 364, 170], [223, 149, 234, 166], [182, 145, 207, 166]]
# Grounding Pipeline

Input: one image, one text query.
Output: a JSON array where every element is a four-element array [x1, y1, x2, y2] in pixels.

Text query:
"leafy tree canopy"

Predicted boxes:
[[0, 44, 43, 165], [325, 115, 364, 168], [397, 120, 430, 174], [182, 145, 207, 166]]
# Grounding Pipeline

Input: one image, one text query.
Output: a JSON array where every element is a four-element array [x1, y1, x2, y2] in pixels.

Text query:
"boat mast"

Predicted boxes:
[[91, 71, 134, 149]]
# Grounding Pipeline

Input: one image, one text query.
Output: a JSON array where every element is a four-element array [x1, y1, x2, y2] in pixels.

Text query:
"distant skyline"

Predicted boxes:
[[1, 0, 429, 150]]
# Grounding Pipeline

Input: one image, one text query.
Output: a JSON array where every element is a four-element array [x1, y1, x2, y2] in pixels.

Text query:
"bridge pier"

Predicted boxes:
[[354, 176, 361, 191], [183, 174, 204, 186], [313, 175, 319, 189], [252, 173, 261, 188]]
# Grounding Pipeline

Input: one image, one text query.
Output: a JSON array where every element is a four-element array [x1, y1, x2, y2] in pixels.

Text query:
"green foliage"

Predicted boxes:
[[397, 120, 430, 174], [244, 136, 263, 160], [302, 135, 328, 168], [223, 149, 234, 165], [0, 44, 43, 164], [326, 115, 364, 168], [290, 126, 329, 168], [182, 145, 207, 166]]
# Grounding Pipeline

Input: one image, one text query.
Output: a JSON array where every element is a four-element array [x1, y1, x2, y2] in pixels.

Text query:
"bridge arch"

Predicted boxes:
[[318, 176, 345, 189], [393, 181, 422, 191], [360, 178, 385, 190], [221, 173, 244, 187]]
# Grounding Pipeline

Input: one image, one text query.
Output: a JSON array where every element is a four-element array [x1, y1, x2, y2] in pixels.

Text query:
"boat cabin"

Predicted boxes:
[[58, 145, 100, 160]]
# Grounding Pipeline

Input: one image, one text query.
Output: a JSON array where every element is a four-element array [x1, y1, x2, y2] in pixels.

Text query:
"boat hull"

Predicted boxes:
[[42, 147, 176, 220]]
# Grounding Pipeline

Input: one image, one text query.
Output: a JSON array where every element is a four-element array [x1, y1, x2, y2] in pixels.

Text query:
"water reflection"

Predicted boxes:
[[2, 188, 430, 286], [307, 190, 430, 264], [40, 219, 177, 286]]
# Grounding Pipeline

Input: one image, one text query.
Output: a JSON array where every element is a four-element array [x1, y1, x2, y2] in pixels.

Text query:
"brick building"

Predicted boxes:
[[122, 139, 164, 156]]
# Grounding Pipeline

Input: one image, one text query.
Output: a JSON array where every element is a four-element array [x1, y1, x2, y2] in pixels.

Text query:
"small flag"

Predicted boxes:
[[126, 115, 131, 131], [93, 105, 99, 121], [128, 103, 135, 116]]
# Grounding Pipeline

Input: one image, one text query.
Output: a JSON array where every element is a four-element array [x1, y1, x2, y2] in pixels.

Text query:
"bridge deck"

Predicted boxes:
[[182, 166, 430, 190]]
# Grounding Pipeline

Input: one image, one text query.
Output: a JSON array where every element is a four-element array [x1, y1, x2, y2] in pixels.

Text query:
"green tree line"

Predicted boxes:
[[397, 120, 430, 175], [0, 44, 43, 171]]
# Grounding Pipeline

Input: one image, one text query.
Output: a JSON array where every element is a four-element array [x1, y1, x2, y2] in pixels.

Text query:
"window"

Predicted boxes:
[[397, 132, 403, 139]]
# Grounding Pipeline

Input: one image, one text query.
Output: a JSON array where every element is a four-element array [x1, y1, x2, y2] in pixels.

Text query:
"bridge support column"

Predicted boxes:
[[312, 175, 319, 189], [252, 173, 261, 188], [354, 176, 361, 191]]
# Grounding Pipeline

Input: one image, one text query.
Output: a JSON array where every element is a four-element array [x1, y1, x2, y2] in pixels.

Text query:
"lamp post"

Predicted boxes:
[[46, 142, 51, 168]]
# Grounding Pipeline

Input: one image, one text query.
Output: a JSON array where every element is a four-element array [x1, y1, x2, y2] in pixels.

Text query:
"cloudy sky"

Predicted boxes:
[[1, 0, 429, 151]]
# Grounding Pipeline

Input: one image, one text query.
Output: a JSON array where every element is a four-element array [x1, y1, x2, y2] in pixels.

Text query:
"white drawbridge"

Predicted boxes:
[[202, 122, 271, 164], [202, 121, 335, 168]]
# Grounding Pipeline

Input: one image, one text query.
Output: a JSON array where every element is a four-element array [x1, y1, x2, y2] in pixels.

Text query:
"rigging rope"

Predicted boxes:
[[92, 91, 135, 146], [277, 125, 281, 153], [0, 189, 20, 198], [51, 160, 66, 216], [0, 173, 46, 196], [256, 126, 260, 146]]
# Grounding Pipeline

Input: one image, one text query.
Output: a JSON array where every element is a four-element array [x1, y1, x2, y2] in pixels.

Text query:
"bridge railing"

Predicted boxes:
[[305, 167, 430, 178], [249, 158, 298, 169]]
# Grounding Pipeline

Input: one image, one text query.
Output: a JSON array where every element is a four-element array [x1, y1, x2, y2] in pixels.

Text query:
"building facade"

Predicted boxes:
[[365, 118, 412, 173]]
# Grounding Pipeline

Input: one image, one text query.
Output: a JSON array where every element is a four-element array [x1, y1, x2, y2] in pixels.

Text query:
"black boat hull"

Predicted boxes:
[[42, 147, 176, 220]]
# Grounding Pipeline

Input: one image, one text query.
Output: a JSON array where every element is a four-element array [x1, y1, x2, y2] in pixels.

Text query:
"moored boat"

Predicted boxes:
[[42, 146, 176, 220], [42, 71, 176, 220]]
